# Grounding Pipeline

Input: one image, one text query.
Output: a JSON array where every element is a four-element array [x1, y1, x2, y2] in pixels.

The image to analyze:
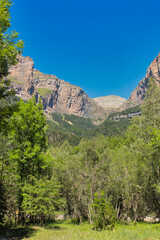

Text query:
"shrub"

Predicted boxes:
[[91, 191, 116, 231]]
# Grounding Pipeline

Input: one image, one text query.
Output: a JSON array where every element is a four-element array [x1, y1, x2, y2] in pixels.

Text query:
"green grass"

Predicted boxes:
[[8, 76, 24, 85], [3, 221, 159, 240], [36, 88, 52, 96]]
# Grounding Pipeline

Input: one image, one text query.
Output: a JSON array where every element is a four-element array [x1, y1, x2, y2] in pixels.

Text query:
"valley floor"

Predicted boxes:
[[1, 221, 160, 240]]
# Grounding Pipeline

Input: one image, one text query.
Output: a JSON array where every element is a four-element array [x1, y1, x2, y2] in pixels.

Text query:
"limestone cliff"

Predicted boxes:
[[129, 52, 160, 104], [8, 56, 106, 118], [9, 53, 159, 119], [93, 95, 127, 112]]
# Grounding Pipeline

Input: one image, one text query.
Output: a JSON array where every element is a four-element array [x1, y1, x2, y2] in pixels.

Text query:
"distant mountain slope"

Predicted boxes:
[[46, 105, 141, 146], [93, 95, 127, 111], [8, 56, 106, 119], [50, 113, 95, 136], [85, 105, 141, 138]]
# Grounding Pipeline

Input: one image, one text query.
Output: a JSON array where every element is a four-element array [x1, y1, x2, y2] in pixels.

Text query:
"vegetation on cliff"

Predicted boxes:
[[46, 105, 140, 146]]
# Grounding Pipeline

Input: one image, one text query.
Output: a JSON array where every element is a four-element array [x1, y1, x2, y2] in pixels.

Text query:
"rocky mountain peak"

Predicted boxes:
[[9, 55, 34, 84], [8, 56, 106, 119], [9, 53, 160, 119], [129, 52, 160, 104], [93, 95, 127, 112]]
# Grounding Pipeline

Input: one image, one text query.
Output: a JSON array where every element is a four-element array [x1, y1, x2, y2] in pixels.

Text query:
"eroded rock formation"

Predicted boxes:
[[129, 52, 160, 104], [8, 56, 106, 118], [93, 95, 127, 112], [9, 53, 160, 119]]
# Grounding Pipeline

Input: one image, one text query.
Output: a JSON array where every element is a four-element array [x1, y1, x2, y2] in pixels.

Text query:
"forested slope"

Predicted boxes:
[[46, 105, 141, 146]]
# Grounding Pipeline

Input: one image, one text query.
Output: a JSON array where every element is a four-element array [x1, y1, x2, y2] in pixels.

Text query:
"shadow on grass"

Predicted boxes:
[[44, 220, 66, 231], [45, 225, 63, 230], [0, 226, 36, 240], [66, 220, 89, 226]]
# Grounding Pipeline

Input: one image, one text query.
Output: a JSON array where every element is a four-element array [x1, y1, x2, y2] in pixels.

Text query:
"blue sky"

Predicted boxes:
[[10, 0, 160, 99]]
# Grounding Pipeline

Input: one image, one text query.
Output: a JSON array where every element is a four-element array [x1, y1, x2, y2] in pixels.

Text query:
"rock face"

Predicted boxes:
[[8, 56, 105, 118], [93, 95, 127, 112], [8, 56, 34, 100], [111, 112, 141, 121], [10, 53, 159, 119], [129, 52, 160, 104]]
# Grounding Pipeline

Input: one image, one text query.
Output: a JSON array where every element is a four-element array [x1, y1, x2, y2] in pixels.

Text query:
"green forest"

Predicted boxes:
[[0, 1, 160, 239]]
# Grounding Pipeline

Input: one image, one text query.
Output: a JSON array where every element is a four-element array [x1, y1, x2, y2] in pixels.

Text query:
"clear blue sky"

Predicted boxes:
[[10, 0, 160, 99]]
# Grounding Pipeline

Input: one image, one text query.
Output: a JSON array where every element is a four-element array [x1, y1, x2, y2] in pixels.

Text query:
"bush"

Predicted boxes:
[[91, 191, 116, 231]]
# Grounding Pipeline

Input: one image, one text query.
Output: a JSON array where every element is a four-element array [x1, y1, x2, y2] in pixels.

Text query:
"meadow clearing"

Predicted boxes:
[[1, 221, 159, 240]]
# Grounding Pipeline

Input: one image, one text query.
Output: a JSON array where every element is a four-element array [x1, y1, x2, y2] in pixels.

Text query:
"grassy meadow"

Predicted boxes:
[[1, 221, 160, 240]]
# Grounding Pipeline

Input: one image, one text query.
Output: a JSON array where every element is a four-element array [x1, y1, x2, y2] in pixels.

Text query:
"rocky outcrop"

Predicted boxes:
[[144, 216, 160, 223], [93, 95, 127, 112], [8, 56, 34, 101], [129, 52, 160, 104], [8, 56, 106, 118], [111, 111, 141, 121]]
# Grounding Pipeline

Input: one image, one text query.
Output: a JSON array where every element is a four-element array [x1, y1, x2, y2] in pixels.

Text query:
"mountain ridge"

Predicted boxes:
[[8, 55, 106, 119], [129, 52, 160, 104], [93, 95, 127, 112], [7, 52, 160, 119]]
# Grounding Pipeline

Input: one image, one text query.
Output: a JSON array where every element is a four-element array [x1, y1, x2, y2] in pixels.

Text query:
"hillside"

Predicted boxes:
[[46, 113, 95, 146], [84, 105, 141, 137], [45, 105, 141, 146]]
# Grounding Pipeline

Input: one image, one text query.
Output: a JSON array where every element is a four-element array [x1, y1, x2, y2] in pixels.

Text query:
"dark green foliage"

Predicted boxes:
[[22, 177, 63, 225], [51, 113, 95, 136], [6, 98, 62, 224], [0, 95, 20, 133], [92, 191, 116, 231], [0, 98, 63, 225], [0, 180, 7, 223], [0, 135, 7, 223], [8, 98, 47, 181], [95, 118, 131, 137], [46, 120, 81, 146], [0, 0, 23, 98], [46, 113, 97, 146], [0, 0, 23, 141]]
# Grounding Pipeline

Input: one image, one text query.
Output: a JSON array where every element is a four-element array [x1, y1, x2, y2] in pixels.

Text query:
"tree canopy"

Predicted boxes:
[[0, 0, 23, 80], [0, 0, 23, 132]]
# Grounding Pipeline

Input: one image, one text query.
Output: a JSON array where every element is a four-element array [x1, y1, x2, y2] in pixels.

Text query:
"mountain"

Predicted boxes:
[[93, 53, 160, 111], [129, 52, 160, 104], [8, 53, 160, 121], [7, 53, 155, 145], [93, 95, 127, 112], [8, 56, 106, 119]]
